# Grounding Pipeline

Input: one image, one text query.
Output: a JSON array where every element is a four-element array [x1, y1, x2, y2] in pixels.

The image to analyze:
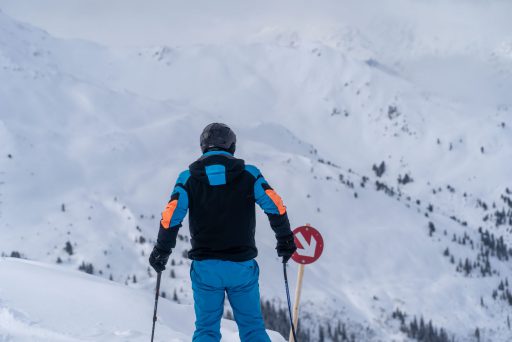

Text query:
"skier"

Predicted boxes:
[[149, 123, 297, 342]]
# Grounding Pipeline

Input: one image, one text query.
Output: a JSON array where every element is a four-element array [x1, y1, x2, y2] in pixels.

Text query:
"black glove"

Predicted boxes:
[[149, 246, 171, 273], [276, 233, 297, 263]]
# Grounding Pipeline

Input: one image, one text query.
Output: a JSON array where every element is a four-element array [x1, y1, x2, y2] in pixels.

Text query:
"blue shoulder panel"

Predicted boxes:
[[176, 170, 191, 186], [170, 186, 189, 227], [254, 177, 279, 215], [247, 165, 280, 215], [205, 164, 226, 186], [169, 170, 190, 228], [245, 164, 261, 179]]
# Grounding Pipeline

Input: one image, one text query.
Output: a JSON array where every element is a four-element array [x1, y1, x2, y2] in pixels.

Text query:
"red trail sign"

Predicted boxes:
[[291, 225, 324, 265]]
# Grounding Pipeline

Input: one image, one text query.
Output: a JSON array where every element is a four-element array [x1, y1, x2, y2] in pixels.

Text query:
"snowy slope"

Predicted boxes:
[[1, 3, 512, 341], [0, 258, 285, 341]]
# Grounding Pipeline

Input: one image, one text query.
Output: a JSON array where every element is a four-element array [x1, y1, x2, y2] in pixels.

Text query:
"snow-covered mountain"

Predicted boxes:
[[1, 2, 512, 341]]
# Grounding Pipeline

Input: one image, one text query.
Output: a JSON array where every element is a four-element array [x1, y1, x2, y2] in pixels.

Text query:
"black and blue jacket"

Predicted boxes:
[[156, 151, 292, 261]]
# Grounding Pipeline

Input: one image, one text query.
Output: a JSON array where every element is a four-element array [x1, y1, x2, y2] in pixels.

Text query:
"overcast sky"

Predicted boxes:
[[0, 0, 511, 48]]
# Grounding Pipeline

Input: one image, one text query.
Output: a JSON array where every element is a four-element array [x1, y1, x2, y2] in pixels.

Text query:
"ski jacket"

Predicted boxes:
[[156, 151, 292, 261]]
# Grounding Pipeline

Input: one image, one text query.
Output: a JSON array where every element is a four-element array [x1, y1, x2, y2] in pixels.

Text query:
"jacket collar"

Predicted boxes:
[[202, 150, 233, 157]]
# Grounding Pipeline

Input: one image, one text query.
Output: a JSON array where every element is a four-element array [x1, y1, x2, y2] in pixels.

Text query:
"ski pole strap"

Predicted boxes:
[[283, 263, 298, 342]]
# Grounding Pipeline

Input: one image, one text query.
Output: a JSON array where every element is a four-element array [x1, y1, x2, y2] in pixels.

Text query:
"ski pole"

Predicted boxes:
[[151, 271, 162, 342], [283, 261, 298, 342]]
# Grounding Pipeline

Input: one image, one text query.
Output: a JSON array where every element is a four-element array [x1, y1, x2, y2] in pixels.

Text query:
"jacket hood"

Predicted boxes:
[[189, 151, 245, 186]]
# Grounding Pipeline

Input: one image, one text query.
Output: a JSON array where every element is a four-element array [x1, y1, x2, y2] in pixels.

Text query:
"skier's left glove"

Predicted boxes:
[[149, 246, 171, 273], [276, 233, 297, 263]]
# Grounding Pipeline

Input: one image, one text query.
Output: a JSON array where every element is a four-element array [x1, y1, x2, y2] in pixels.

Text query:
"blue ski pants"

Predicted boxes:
[[190, 259, 271, 342]]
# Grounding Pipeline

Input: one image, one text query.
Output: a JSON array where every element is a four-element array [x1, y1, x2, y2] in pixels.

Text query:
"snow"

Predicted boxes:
[[0, 258, 285, 341], [0, 2, 511, 341]]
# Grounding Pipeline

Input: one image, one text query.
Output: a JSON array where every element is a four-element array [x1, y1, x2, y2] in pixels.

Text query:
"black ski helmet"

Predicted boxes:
[[200, 123, 236, 154]]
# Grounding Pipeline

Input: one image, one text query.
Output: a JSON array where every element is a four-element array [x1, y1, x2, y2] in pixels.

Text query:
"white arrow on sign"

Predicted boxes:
[[295, 232, 317, 258]]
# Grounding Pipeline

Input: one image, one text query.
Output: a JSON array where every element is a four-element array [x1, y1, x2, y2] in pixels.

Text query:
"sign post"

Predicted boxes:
[[289, 224, 324, 342]]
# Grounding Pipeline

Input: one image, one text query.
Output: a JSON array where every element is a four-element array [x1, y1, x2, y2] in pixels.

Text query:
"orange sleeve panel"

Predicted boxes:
[[161, 199, 178, 229], [265, 189, 287, 215]]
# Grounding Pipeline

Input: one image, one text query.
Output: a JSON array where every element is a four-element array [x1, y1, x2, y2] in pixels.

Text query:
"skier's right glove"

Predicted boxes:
[[149, 246, 171, 273], [276, 233, 297, 263]]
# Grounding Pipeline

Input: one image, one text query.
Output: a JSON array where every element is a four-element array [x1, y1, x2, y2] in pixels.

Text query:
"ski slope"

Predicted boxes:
[[0, 258, 285, 341], [1, 2, 512, 341]]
